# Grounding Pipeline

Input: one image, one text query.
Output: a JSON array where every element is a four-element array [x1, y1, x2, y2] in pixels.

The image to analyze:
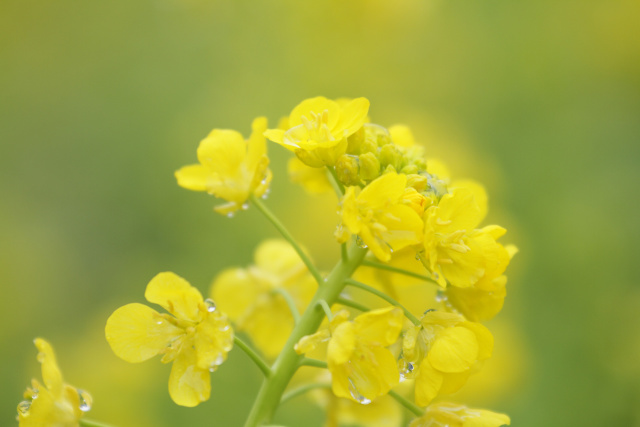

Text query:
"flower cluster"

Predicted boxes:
[[17, 96, 516, 427]]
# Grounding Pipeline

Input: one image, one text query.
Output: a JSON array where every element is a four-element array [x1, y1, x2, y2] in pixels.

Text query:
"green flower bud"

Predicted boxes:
[[379, 144, 401, 170], [359, 152, 380, 181], [335, 154, 361, 186]]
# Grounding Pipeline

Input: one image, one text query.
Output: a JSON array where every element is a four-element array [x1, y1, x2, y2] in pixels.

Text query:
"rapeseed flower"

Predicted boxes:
[[105, 272, 233, 407], [401, 311, 493, 406], [296, 307, 403, 403], [422, 187, 510, 288], [265, 96, 369, 167], [211, 239, 316, 358], [336, 172, 423, 262], [175, 117, 271, 215], [17, 338, 91, 427], [409, 402, 510, 427]]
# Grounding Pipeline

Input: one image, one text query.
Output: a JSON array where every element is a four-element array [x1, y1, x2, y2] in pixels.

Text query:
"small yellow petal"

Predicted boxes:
[[105, 303, 183, 363], [328, 321, 356, 365], [414, 359, 443, 406], [33, 338, 63, 398], [145, 272, 203, 322], [175, 164, 209, 192], [168, 340, 211, 407], [353, 306, 403, 347], [428, 326, 479, 373]]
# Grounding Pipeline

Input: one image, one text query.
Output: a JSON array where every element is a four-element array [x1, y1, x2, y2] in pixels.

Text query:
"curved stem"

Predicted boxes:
[[299, 357, 328, 369], [344, 279, 421, 326], [336, 296, 370, 313], [341, 242, 348, 262], [280, 383, 332, 405], [326, 166, 345, 196], [388, 390, 424, 417], [243, 245, 368, 427], [250, 195, 324, 285], [317, 299, 333, 321], [234, 336, 272, 378], [362, 259, 438, 285], [80, 420, 116, 427], [272, 288, 301, 324]]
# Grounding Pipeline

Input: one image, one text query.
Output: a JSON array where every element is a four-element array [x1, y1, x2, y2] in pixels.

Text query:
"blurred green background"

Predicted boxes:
[[1, 0, 639, 426]]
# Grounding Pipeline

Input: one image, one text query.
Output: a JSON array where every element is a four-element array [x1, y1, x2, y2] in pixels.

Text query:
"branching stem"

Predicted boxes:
[[272, 288, 301, 324], [234, 336, 272, 378], [362, 259, 438, 285], [250, 195, 324, 285], [344, 278, 421, 325], [280, 383, 332, 405], [388, 390, 425, 416]]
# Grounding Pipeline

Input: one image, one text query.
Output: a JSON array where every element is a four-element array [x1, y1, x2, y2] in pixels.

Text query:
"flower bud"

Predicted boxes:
[[359, 152, 380, 181], [335, 154, 361, 186], [379, 144, 401, 170]]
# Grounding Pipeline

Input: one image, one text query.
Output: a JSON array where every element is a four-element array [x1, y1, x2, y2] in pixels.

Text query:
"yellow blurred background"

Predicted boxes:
[[1, 0, 639, 426]]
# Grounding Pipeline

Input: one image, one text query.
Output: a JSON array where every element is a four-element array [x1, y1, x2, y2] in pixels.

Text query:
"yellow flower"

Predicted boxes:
[[311, 385, 403, 427], [105, 272, 233, 407], [265, 96, 370, 167], [211, 239, 316, 358], [445, 245, 517, 322], [296, 307, 404, 403], [401, 311, 493, 406], [175, 117, 271, 215], [409, 402, 510, 427], [422, 187, 510, 288], [337, 172, 423, 262], [17, 338, 91, 427]]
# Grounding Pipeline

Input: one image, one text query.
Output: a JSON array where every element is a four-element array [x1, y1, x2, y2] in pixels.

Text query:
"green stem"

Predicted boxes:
[[80, 420, 115, 427], [336, 296, 370, 313], [234, 336, 272, 378], [272, 288, 301, 324], [341, 242, 348, 262], [317, 299, 333, 321], [326, 166, 345, 196], [299, 357, 328, 369], [362, 259, 438, 285], [280, 383, 332, 405], [250, 195, 324, 285], [344, 279, 421, 326], [388, 390, 424, 417], [243, 245, 368, 427]]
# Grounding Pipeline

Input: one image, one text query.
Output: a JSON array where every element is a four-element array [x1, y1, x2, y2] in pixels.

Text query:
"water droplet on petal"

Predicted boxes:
[[435, 290, 447, 303], [209, 354, 226, 372], [17, 400, 31, 416], [348, 378, 372, 405], [78, 389, 92, 412], [204, 299, 217, 313], [242, 203, 249, 210], [399, 360, 415, 382], [226, 212, 235, 218]]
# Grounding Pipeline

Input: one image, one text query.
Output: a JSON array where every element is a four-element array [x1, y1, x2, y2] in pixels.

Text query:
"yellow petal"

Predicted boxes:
[[428, 326, 479, 373], [33, 338, 63, 398], [195, 311, 234, 371], [328, 321, 356, 365], [263, 128, 286, 145], [289, 96, 339, 130], [105, 303, 183, 363], [451, 180, 488, 223], [346, 346, 399, 401], [145, 272, 203, 322], [433, 188, 483, 234], [287, 157, 333, 194], [332, 97, 370, 138], [379, 204, 423, 251], [462, 322, 494, 360], [168, 340, 211, 407], [463, 409, 511, 427], [242, 297, 293, 358], [439, 369, 472, 395], [358, 172, 406, 210], [196, 129, 245, 176], [295, 328, 331, 355], [353, 307, 403, 347], [446, 281, 506, 322], [414, 359, 443, 406], [175, 164, 209, 192], [211, 268, 259, 322]]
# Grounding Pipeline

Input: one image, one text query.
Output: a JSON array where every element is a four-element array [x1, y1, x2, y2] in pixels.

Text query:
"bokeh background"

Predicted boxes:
[[1, 0, 639, 426]]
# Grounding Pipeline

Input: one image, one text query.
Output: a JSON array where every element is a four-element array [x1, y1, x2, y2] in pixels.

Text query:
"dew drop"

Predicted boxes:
[[204, 299, 217, 313], [209, 354, 226, 372], [399, 361, 415, 382], [435, 290, 447, 303], [78, 389, 93, 412], [226, 212, 235, 218], [261, 189, 271, 200], [348, 378, 372, 405], [17, 400, 31, 416], [242, 202, 249, 210], [356, 236, 368, 249]]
